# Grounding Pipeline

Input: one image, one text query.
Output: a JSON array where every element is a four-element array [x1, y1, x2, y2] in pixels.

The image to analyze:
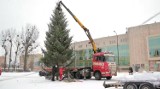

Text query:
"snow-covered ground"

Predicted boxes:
[[0, 72, 160, 89]]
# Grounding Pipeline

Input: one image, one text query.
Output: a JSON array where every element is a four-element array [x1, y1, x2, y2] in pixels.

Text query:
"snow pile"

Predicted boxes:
[[153, 72, 160, 80], [115, 71, 160, 82]]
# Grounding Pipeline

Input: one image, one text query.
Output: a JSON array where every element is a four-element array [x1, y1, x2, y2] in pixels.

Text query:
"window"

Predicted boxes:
[[110, 40, 116, 44], [104, 56, 115, 62], [34, 61, 40, 66], [110, 41, 112, 44], [95, 56, 105, 61], [79, 45, 82, 48], [113, 40, 115, 43], [154, 50, 159, 56], [148, 35, 160, 57], [95, 56, 114, 62]]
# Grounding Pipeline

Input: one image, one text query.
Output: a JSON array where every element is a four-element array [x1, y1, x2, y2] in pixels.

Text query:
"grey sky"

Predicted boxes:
[[0, 0, 160, 55]]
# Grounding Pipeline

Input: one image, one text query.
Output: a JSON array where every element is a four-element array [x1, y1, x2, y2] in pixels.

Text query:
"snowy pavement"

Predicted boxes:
[[2, 71, 160, 89], [0, 72, 126, 89]]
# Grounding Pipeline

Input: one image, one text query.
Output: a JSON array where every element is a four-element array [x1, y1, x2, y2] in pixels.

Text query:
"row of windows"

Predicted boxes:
[[74, 44, 130, 66], [78, 44, 91, 48], [77, 38, 128, 48], [110, 38, 127, 44]]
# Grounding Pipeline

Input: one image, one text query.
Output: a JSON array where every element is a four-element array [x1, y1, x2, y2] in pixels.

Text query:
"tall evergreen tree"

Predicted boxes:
[[42, 3, 73, 67]]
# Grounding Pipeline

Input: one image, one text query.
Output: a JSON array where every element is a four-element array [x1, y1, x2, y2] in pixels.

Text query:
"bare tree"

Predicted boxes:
[[7, 29, 16, 71], [0, 30, 9, 71], [13, 34, 23, 71], [21, 24, 39, 71]]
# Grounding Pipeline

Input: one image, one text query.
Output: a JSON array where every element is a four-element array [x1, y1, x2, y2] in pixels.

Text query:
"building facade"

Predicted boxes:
[[71, 22, 160, 71], [20, 54, 43, 71], [0, 56, 5, 68], [128, 22, 160, 71]]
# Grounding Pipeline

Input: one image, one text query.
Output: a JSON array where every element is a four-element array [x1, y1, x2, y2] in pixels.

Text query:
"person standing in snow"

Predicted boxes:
[[59, 66, 65, 81], [52, 65, 57, 81], [83, 69, 87, 80], [129, 66, 133, 75]]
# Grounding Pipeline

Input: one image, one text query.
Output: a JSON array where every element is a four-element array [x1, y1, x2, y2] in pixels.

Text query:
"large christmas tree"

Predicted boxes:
[[42, 2, 73, 67]]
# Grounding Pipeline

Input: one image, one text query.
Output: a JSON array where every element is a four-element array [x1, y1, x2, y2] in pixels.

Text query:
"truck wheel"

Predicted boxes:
[[86, 72, 91, 79], [123, 83, 138, 89], [39, 71, 42, 76], [106, 76, 112, 80], [139, 83, 154, 89], [39, 71, 45, 76], [94, 72, 101, 80], [75, 71, 81, 79], [86, 76, 91, 79]]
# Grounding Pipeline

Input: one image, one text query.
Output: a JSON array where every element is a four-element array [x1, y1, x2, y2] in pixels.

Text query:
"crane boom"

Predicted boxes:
[[58, 1, 97, 53], [142, 11, 160, 25]]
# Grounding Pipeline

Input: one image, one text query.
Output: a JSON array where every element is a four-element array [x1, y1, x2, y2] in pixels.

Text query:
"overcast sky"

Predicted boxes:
[[0, 0, 160, 55]]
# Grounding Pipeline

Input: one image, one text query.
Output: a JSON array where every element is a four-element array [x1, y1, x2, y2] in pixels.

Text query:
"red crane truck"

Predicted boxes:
[[56, 1, 117, 80]]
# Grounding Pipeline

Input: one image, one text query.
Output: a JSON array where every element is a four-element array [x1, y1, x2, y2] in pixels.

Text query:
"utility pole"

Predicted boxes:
[[114, 30, 120, 72], [74, 42, 76, 68]]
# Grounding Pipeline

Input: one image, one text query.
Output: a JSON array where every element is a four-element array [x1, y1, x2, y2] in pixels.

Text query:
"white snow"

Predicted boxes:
[[0, 71, 160, 89], [116, 71, 160, 81]]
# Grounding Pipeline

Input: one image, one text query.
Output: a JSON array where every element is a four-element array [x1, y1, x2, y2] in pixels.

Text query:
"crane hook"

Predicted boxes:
[[57, 1, 62, 11]]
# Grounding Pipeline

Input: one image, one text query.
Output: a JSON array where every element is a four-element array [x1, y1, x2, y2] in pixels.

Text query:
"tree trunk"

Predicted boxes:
[[8, 41, 12, 71], [3, 51, 7, 72], [14, 52, 17, 71], [14, 45, 19, 71], [23, 48, 28, 71]]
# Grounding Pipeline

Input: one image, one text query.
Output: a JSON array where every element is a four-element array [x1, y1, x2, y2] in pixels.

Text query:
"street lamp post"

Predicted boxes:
[[114, 31, 120, 72], [74, 42, 76, 68]]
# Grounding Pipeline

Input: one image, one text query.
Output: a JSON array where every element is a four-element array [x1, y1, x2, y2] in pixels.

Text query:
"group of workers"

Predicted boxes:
[[51, 65, 65, 81]]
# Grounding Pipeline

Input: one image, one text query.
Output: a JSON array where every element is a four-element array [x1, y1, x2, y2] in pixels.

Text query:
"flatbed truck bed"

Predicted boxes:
[[103, 72, 160, 89], [103, 80, 160, 89]]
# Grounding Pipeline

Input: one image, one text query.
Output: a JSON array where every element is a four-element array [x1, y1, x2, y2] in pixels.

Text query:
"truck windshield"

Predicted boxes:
[[95, 56, 115, 62], [104, 56, 114, 62]]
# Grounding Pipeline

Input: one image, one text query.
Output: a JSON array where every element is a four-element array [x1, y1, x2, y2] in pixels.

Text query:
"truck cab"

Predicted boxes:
[[92, 52, 117, 80]]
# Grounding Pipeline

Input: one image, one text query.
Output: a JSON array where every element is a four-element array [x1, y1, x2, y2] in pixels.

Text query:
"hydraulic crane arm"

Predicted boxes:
[[58, 1, 97, 53]]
